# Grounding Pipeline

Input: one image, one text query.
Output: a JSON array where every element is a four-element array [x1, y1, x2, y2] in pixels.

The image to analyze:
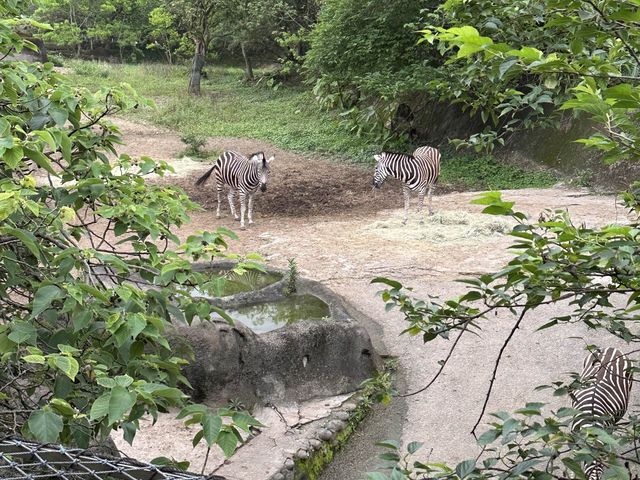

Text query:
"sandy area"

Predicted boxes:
[[108, 118, 633, 478]]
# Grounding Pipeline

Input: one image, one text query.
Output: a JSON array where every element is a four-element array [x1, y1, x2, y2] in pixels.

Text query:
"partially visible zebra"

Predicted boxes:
[[572, 347, 633, 479], [195, 150, 274, 229], [372, 146, 441, 224]]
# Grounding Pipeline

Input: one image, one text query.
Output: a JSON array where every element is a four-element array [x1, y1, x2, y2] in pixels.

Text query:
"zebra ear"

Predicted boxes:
[[267, 155, 275, 164], [374, 154, 382, 163], [250, 152, 264, 162]]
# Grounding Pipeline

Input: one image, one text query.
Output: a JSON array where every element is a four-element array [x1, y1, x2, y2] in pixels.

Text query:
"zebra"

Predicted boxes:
[[572, 347, 633, 480], [195, 150, 274, 229], [372, 146, 441, 224]]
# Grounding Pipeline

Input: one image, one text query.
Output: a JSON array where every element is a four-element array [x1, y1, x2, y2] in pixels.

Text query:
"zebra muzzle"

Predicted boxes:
[[261, 184, 267, 192]]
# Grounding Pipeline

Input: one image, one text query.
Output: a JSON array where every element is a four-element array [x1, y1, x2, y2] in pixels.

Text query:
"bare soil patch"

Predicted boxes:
[[113, 118, 453, 217]]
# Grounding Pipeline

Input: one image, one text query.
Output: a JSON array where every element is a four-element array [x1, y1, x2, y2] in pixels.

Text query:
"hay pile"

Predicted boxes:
[[362, 209, 513, 243]]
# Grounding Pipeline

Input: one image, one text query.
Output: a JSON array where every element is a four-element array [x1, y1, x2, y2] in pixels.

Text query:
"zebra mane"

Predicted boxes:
[[382, 151, 415, 160], [248, 151, 265, 162]]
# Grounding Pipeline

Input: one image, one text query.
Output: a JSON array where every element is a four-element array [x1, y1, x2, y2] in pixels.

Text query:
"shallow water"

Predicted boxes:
[[194, 270, 282, 297], [216, 294, 331, 333]]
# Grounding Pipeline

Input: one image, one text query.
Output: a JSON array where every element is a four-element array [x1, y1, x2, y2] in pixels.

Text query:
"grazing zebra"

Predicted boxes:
[[195, 150, 274, 229], [372, 146, 441, 224], [572, 347, 633, 480]]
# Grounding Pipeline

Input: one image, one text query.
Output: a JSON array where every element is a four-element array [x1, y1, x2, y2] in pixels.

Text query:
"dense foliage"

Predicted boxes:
[[0, 0, 259, 459], [304, 0, 436, 144], [422, 0, 640, 153]]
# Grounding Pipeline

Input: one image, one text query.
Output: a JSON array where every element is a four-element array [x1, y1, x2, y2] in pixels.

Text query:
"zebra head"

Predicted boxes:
[[249, 152, 274, 192], [372, 153, 389, 189]]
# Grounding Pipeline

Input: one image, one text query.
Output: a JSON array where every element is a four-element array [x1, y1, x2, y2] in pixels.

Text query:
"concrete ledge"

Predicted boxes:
[[174, 261, 382, 404]]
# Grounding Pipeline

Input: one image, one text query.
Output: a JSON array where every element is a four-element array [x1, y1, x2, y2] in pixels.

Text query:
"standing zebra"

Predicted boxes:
[[572, 347, 633, 479], [372, 146, 441, 224], [195, 150, 274, 229]]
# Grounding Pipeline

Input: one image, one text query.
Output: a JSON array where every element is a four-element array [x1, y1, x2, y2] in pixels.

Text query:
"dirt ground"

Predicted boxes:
[[111, 118, 633, 478]]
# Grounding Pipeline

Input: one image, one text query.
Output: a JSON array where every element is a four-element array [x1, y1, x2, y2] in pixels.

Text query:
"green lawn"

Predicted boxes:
[[64, 59, 558, 190]]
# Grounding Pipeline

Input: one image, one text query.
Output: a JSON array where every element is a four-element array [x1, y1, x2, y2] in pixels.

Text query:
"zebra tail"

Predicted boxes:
[[195, 165, 216, 186]]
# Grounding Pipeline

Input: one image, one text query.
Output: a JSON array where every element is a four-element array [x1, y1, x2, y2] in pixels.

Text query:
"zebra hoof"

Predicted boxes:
[[240, 225, 246, 230]]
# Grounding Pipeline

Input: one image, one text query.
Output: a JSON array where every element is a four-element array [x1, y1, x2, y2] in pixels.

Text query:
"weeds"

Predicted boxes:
[[439, 153, 557, 190], [180, 132, 208, 158], [284, 258, 298, 296]]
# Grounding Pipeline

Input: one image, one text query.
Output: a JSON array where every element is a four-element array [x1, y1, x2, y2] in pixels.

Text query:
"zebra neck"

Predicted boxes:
[[244, 162, 261, 188]]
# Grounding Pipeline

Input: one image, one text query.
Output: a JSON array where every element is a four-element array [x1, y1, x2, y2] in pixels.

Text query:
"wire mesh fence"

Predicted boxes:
[[0, 436, 223, 480]]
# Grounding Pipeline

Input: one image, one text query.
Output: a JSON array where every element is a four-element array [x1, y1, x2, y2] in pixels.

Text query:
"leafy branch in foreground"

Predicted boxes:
[[371, 188, 640, 478], [0, 0, 257, 461], [369, 402, 640, 480]]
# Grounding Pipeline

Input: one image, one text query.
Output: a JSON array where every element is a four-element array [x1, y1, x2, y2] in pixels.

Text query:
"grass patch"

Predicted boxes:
[[64, 60, 559, 190], [64, 60, 373, 161], [440, 153, 558, 190]]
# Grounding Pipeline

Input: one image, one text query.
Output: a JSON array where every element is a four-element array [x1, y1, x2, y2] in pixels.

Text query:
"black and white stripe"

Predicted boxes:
[[372, 146, 441, 224], [572, 347, 633, 479], [195, 150, 274, 229]]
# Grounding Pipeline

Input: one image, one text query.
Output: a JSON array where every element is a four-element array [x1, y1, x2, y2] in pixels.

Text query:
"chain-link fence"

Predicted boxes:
[[0, 436, 223, 480]]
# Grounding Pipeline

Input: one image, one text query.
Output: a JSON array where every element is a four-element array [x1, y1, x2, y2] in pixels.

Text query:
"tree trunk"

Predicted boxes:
[[189, 38, 206, 95], [33, 38, 48, 63], [241, 43, 254, 81]]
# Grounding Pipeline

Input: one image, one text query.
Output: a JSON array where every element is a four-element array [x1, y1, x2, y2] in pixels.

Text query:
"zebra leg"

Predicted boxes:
[[228, 189, 239, 220], [427, 185, 434, 216], [216, 183, 222, 218], [418, 188, 426, 224], [247, 194, 254, 225], [402, 186, 410, 225], [239, 192, 247, 230]]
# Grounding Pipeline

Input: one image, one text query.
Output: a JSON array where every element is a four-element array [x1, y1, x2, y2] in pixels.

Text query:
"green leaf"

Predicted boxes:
[[49, 398, 75, 416], [90, 392, 111, 421], [455, 459, 476, 478], [367, 473, 389, 480], [60, 132, 72, 161], [53, 355, 79, 381], [32, 285, 64, 317], [108, 386, 137, 425], [24, 147, 58, 176], [2, 227, 42, 260], [371, 277, 403, 289], [8, 321, 37, 344], [510, 458, 542, 475], [217, 429, 239, 457], [22, 354, 45, 364], [376, 439, 401, 450], [202, 413, 222, 447], [407, 441, 422, 454], [72, 310, 92, 332], [476, 429, 499, 446], [28, 410, 63, 443]]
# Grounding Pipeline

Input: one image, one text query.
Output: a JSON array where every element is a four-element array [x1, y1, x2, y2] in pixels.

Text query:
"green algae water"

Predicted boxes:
[[219, 295, 331, 334], [220, 270, 282, 296], [194, 270, 282, 298]]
